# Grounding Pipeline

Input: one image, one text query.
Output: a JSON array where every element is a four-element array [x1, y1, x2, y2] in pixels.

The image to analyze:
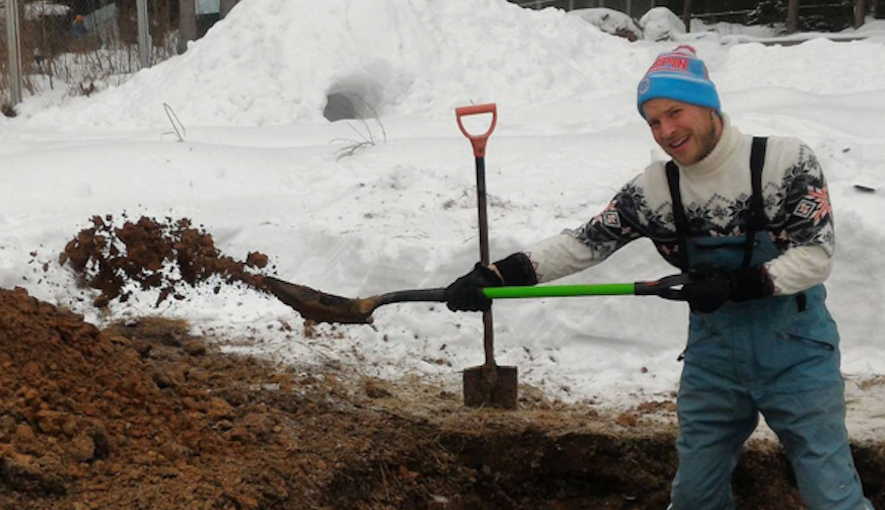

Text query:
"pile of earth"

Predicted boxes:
[[5, 286, 885, 509]]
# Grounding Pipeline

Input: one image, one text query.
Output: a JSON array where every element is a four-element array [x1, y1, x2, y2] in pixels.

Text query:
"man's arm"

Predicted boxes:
[[444, 174, 652, 312], [524, 178, 650, 283], [765, 142, 835, 295]]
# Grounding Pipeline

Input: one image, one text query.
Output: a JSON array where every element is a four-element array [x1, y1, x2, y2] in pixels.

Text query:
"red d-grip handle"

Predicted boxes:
[[456, 103, 497, 158]]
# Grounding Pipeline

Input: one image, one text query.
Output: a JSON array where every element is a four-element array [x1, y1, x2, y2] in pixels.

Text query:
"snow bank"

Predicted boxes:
[[639, 7, 685, 42], [18, 0, 639, 129], [569, 8, 641, 41], [717, 38, 885, 95]]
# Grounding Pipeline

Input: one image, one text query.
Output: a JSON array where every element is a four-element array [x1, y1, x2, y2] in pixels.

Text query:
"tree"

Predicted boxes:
[[855, 0, 866, 26], [683, 0, 692, 32], [788, 0, 800, 32], [220, 0, 238, 18], [178, 0, 196, 53]]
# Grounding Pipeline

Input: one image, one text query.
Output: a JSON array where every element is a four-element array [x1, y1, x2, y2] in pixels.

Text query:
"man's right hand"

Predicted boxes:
[[444, 263, 504, 312]]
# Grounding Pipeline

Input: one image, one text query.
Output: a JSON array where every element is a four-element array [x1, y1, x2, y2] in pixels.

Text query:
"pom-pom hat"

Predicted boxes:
[[637, 45, 720, 118]]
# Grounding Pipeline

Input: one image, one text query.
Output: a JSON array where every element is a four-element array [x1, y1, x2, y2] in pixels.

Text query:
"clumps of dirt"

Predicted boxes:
[[58, 214, 271, 308]]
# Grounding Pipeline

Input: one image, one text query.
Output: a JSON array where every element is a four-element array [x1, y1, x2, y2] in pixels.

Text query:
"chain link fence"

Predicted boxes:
[[517, 0, 659, 18], [2, 0, 238, 115], [664, 0, 862, 29], [515, 0, 876, 29]]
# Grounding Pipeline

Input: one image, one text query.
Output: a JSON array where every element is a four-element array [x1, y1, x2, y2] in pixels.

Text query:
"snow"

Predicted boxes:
[[569, 8, 641, 39], [2, 0, 885, 440], [640, 6, 687, 42], [24, 1, 71, 20]]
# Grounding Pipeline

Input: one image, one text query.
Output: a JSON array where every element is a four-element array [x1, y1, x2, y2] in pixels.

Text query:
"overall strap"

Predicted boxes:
[[666, 161, 690, 271], [743, 137, 769, 268]]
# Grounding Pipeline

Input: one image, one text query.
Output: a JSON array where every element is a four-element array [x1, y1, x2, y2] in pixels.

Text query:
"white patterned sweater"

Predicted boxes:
[[526, 116, 834, 296]]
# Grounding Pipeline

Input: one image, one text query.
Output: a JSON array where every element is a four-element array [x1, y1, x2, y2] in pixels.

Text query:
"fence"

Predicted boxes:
[[516, 0, 659, 18], [514, 0, 876, 30], [1, 0, 239, 114]]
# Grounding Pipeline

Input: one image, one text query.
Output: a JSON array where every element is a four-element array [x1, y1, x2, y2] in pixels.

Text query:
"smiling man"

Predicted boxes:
[[445, 45, 874, 509]]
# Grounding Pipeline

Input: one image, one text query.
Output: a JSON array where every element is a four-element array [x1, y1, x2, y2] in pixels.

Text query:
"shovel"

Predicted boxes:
[[455, 103, 514, 408], [262, 274, 690, 409], [262, 274, 692, 326]]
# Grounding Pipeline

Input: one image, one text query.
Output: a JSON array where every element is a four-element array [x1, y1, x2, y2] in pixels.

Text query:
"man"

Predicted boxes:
[[72, 15, 87, 38], [445, 45, 873, 510]]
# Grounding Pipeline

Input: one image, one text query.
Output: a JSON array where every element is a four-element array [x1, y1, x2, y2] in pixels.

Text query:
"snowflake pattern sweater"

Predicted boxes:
[[525, 115, 834, 296]]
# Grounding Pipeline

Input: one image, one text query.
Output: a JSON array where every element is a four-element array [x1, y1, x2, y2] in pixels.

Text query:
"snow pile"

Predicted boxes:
[[18, 0, 641, 129], [569, 8, 642, 41], [639, 7, 686, 42]]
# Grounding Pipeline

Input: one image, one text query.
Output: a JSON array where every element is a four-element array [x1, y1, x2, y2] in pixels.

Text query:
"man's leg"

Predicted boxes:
[[670, 364, 759, 510], [760, 380, 873, 510]]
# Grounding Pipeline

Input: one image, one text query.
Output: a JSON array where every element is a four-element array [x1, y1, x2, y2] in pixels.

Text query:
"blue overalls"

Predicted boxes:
[[666, 139, 872, 510]]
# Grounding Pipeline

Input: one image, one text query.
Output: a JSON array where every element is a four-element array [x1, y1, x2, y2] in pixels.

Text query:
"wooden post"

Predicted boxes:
[[787, 0, 800, 33], [220, 0, 239, 18], [5, 0, 23, 107], [855, 0, 867, 26], [136, 0, 151, 68], [179, 0, 197, 53], [683, 0, 692, 32]]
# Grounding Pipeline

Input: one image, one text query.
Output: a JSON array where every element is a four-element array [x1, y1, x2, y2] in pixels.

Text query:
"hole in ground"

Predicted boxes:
[[322, 74, 384, 122], [323, 92, 361, 122], [322, 429, 885, 509]]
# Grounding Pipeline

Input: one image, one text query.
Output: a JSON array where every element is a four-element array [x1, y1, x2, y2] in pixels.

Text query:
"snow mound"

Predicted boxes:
[[19, 0, 638, 129], [718, 38, 885, 96], [569, 8, 642, 41], [640, 7, 685, 42]]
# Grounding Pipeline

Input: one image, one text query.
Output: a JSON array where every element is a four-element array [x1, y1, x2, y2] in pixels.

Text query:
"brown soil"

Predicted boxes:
[[3, 287, 884, 510]]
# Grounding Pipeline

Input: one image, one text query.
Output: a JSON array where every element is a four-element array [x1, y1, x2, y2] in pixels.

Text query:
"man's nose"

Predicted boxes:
[[659, 118, 677, 138]]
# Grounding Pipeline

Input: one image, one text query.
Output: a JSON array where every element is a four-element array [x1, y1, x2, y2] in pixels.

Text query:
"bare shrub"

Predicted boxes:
[[330, 102, 388, 161]]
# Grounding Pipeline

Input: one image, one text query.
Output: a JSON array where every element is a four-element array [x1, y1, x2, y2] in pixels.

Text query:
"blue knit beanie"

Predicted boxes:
[[637, 45, 720, 118]]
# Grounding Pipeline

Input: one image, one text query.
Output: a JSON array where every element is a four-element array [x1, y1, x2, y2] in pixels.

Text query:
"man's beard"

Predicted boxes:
[[692, 115, 720, 164]]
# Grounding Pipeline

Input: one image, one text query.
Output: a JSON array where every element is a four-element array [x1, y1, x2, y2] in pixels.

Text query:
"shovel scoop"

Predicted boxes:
[[262, 274, 692, 324], [262, 276, 446, 324]]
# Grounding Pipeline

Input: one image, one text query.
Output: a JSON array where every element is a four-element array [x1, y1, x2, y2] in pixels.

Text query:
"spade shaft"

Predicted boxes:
[[456, 103, 499, 378]]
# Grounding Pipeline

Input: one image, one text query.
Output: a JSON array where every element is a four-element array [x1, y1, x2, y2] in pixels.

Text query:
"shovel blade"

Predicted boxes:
[[463, 365, 518, 409], [263, 276, 376, 324]]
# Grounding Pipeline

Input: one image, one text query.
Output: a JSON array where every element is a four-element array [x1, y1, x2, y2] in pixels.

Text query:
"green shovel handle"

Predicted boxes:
[[483, 283, 635, 298], [482, 274, 692, 301]]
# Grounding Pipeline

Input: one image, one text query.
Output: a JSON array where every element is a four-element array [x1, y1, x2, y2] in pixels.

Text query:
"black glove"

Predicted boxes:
[[683, 264, 775, 314], [444, 263, 504, 312]]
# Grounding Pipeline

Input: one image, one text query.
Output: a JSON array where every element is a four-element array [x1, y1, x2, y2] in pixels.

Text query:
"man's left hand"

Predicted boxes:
[[683, 264, 775, 313]]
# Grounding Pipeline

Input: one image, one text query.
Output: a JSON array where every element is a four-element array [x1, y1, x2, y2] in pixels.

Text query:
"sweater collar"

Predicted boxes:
[[678, 113, 741, 176]]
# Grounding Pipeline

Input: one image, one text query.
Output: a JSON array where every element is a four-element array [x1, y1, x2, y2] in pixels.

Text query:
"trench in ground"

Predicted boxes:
[[325, 428, 885, 509]]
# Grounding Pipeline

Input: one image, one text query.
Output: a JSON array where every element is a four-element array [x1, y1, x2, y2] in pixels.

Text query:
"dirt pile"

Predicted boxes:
[[59, 215, 270, 308], [0, 286, 475, 509]]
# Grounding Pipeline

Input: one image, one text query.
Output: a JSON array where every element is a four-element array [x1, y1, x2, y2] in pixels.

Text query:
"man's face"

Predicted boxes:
[[642, 98, 722, 166]]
